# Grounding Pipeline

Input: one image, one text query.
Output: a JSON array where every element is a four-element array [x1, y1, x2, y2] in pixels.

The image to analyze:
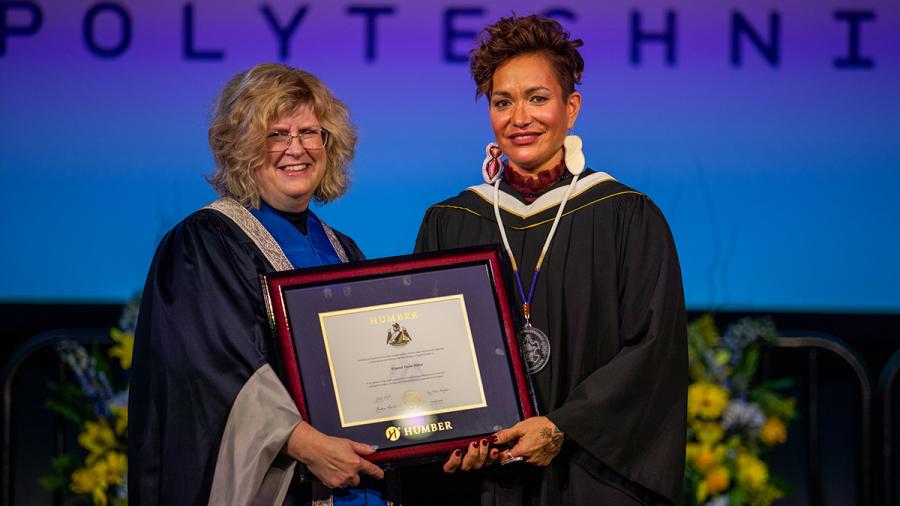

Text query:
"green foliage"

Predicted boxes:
[[38, 454, 77, 492], [45, 381, 93, 424], [91, 345, 114, 377], [732, 347, 759, 393], [751, 388, 797, 422]]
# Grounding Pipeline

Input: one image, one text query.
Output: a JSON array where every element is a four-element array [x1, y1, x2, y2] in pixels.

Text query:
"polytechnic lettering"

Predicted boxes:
[[0, 2, 881, 69]]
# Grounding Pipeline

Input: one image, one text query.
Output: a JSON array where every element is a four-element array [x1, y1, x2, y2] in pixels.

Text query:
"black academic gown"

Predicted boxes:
[[409, 169, 687, 505], [128, 207, 365, 506]]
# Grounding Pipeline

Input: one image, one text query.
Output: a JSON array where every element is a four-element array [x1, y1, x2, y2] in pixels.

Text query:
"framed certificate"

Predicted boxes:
[[262, 246, 535, 466]]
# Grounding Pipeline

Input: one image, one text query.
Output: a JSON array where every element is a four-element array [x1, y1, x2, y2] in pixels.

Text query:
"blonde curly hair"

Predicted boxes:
[[208, 63, 357, 207]]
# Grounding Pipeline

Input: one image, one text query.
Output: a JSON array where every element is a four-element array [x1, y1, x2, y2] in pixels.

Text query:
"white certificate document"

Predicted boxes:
[[319, 294, 487, 427]]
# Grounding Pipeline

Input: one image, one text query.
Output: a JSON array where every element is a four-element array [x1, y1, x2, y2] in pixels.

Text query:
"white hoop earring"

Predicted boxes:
[[564, 135, 585, 175], [482, 142, 504, 184]]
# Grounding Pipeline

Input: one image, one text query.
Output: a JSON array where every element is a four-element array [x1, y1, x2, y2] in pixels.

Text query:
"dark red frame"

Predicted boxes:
[[262, 246, 534, 465]]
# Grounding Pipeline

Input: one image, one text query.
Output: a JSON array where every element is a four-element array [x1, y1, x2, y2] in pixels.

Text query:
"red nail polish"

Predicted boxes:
[[490, 435, 499, 443], [453, 449, 461, 457], [481, 439, 488, 446]]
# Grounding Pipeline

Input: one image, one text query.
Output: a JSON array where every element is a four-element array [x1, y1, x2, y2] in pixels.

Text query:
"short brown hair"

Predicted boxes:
[[470, 15, 584, 99], [208, 63, 357, 208]]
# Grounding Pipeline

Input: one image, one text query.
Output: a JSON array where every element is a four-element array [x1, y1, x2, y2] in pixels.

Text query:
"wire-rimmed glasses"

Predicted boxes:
[[266, 128, 330, 152]]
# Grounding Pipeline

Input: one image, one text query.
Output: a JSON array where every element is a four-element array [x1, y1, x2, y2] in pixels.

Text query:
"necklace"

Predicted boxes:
[[491, 165, 581, 375]]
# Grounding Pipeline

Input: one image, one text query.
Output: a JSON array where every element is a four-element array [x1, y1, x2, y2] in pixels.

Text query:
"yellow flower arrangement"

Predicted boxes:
[[706, 466, 731, 495], [79, 418, 117, 463], [109, 328, 134, 370], [42, 304, 137, 506], [688, 382, 730, 420], [103, 451, 127, 485], [736, 453, 769, 490], [696, 466, 731, 503], [684, 316, 796, 505], [758, 418, 787, 446], [748, 484, 786, 506], [70, 463, 106, 495], [694, 446, 719, 473], [692, 420, 725, 445], [110, 405, 128, 436], [71, 459, 110, 506], [686, 442, 700, 461]]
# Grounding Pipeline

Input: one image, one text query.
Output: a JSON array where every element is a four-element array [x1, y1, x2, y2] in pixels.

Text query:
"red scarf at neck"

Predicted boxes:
[[504, 161, 567, 203]]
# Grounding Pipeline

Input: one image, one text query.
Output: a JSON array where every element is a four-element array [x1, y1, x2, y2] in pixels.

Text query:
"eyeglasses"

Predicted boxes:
[[266, 128, 330, 152]]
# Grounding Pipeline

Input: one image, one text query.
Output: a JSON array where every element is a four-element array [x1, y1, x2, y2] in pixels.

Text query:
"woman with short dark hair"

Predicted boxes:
[[414, 15, 688, 505]]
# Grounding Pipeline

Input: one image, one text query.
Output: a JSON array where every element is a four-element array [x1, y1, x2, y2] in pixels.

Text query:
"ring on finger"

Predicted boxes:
[[500, 453, 524, 466]]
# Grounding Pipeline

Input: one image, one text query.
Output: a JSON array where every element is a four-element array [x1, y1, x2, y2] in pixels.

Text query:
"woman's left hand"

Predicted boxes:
[[493, 416, 564, 467], [441, 438, 499, 473]]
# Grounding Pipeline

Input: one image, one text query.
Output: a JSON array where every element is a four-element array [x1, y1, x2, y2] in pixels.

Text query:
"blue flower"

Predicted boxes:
[[722, 399, 765, 434], [107, 390, 129, 411], [117, 297, 141, 334], [705, 496, 729, 506], [56, 341, 114, 417], [723, 317, 777, 366]]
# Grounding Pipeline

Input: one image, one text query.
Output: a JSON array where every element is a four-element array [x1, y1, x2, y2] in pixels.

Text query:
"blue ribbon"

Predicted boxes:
[[249, 201, 343, 268]]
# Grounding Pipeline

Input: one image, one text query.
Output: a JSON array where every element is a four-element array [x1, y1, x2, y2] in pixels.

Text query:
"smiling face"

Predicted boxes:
[[489, 53, 582, 175], [255, 106, 327, 212]]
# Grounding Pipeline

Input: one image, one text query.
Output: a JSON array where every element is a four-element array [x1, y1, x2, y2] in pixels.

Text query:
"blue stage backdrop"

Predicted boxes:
[[1, 1, 898, 312]]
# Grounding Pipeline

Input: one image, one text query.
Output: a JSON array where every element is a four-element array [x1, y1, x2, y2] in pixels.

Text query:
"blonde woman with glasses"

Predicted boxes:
[[129, 64, 390, 506]]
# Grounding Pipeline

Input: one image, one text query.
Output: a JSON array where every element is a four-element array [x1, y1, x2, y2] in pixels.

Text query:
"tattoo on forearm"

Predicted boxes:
[[538, 426, 564, 459]]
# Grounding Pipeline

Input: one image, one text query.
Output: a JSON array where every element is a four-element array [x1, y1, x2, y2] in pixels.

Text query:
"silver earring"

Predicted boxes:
[[564, 135, 585, 175], [482, 142, 504, 184]]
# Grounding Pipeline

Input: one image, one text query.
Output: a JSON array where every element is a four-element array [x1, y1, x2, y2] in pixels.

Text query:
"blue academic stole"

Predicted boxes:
[[249, 201, 343, 267], [250, 203, 384, 505]]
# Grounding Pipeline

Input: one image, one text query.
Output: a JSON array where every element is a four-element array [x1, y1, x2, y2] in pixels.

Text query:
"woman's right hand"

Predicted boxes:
[[442, 438, 499, 473], [284, 421, 384, 488]]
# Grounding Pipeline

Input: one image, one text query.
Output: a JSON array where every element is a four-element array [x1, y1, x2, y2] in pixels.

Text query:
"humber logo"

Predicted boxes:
[[385, 426, 401, 441], [385, 421, 455, 441], [403, 421, 453, 436], [384, 421, 453, 441]]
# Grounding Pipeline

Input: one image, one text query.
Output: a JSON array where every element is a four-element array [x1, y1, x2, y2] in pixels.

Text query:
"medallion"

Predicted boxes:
[[520, 324, 551, 375], [485, 148, 582, 378]]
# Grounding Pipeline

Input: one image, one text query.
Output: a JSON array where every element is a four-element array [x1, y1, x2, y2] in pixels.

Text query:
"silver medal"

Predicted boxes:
[[520, 324, 551, 375], [489, 166, 580, 378]]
